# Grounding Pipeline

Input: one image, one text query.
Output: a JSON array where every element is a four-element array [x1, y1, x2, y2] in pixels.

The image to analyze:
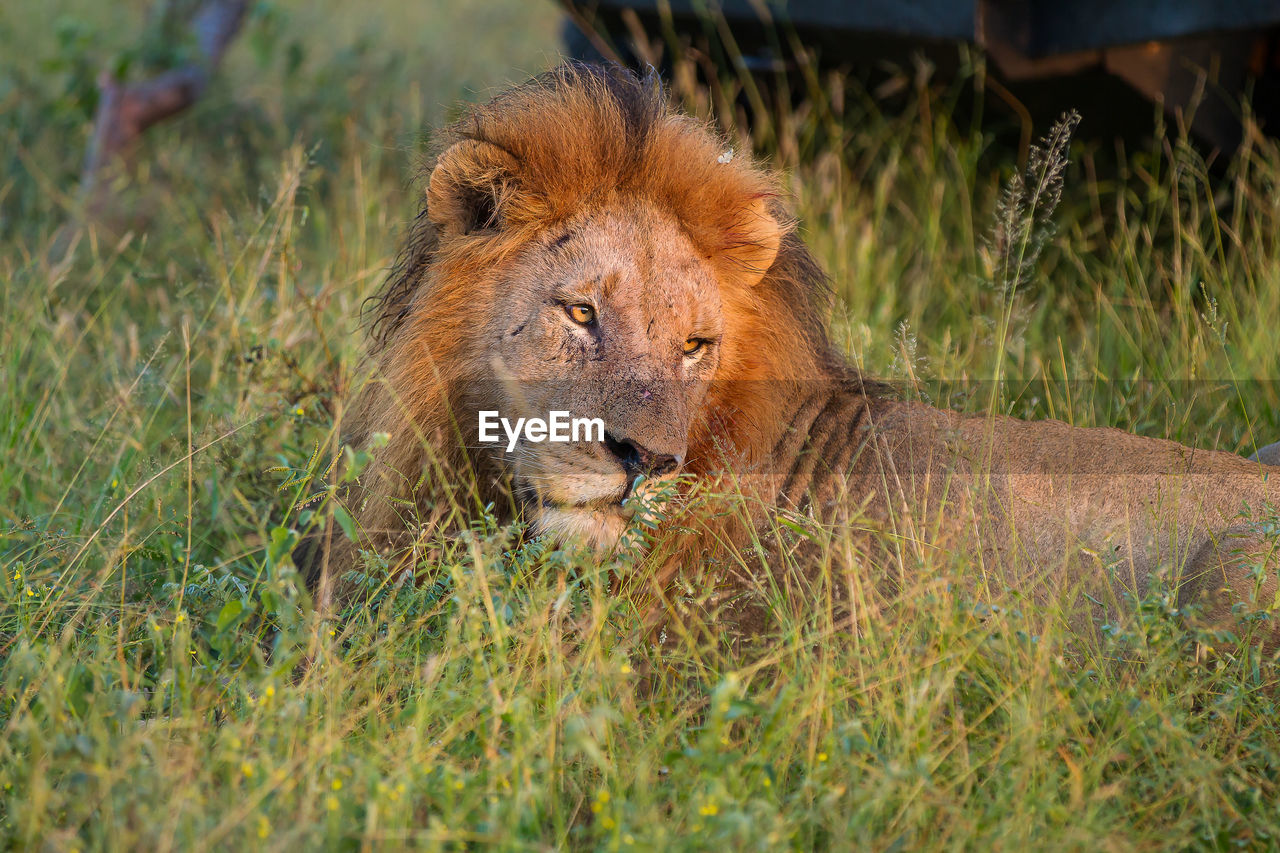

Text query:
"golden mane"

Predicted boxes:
[[370, 64, 834, 348], [341, 63, 868, 564]]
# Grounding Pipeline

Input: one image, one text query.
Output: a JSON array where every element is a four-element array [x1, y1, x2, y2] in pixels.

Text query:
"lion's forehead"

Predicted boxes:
[[527, 204, 722, 316]]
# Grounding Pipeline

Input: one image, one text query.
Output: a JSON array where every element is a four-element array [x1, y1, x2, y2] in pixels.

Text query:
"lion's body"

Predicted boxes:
[[312, 64, 1280, 637], [750, 387, 1280, 629]]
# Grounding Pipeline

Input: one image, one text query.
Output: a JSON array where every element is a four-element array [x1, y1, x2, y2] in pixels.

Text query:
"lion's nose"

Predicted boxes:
[[603, 432, 684, 479]]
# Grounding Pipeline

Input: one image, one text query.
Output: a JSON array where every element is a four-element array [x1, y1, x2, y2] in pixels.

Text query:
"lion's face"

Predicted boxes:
[[388, 71, 785, 552], [462, 201, 725, 547]]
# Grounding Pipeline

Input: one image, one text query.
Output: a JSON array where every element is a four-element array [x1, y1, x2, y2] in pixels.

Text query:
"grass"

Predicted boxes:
[[3, 0, 1280, 849]]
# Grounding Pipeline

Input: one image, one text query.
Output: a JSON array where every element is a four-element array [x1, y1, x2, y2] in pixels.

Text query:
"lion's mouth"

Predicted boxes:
[[517, 470, 669, 551], [531, 479, 638, 515], [527, 495, 630, 551]]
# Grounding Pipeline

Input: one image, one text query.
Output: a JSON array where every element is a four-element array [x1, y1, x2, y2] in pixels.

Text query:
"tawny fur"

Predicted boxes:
[[306, 64, 1280, 641]]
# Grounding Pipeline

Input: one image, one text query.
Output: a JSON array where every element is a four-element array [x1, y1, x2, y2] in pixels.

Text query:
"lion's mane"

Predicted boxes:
[[337, 63, 866, 571]]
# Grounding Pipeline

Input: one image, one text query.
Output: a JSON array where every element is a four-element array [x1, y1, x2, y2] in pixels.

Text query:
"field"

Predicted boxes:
[[4, 0, 1280, 849]]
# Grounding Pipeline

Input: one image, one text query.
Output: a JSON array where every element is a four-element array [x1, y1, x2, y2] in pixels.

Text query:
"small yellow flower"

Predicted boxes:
[[699, 802, 719, 816], [25, 588, 34, 597], [111, 479, 119, 489], [619, 663, 631, 674], [591, 802, 603, 814], [257, 816, 270, 839], [325, 795, 339, 812], [264, 685, 275, 698], [174, 611, 185, 624], [597, 791, 610, 804], [817, 752, 828, 762], [241, 763, 254, 778], [623, 835, 635, 846], [12, 569, 20, 581], [762, 777, 772, 788], [294, 407, 305, 417], [454, 780, 464, 791], [601, 816, 617, 829], [331, 779, 342, 791]]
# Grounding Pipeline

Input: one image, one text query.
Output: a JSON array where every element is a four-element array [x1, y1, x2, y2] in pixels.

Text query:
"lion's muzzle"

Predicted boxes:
[[602, 430, 685, 481]]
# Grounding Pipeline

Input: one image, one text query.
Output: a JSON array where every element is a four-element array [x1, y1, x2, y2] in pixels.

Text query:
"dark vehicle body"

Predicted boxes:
[[561, 0, 1280, 151]]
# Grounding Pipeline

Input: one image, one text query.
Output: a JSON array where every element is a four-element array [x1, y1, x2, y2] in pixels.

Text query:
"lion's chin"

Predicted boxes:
[[532, 505, 628, 552]]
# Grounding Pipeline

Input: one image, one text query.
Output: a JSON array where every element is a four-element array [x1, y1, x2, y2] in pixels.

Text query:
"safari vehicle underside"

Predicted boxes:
[[560, 0, 1280, 153]]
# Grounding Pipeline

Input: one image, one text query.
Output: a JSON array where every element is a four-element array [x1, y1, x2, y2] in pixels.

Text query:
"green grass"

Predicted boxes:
[[4, 1, 1280, 849]]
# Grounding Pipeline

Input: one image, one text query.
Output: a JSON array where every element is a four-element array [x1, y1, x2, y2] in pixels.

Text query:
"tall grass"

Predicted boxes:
[[3, 0, 1280, 848]]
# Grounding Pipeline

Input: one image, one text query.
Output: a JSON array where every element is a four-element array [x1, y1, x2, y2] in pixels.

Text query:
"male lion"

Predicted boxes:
[[308, 63, 1280, 639]]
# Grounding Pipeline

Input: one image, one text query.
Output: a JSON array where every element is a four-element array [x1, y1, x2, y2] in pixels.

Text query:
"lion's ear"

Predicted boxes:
[[427, 140, 520, 238], [716, 196, 782, 287]]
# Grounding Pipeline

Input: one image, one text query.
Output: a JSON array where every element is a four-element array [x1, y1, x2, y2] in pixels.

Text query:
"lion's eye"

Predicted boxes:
[[683, 338, 705, 357], [566, 304, 595, 325]]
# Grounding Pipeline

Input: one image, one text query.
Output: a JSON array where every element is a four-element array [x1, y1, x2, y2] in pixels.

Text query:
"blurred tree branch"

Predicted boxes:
[[80, 0, 249, 207]]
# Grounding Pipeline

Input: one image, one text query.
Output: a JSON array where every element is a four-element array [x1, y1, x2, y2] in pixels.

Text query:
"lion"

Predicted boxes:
[[306, 63, 1280, 640]]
